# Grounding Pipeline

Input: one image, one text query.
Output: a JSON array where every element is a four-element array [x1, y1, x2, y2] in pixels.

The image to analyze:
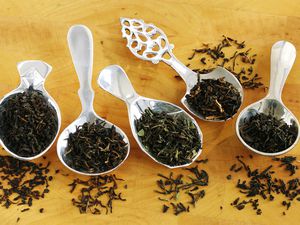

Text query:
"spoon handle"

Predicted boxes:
[[98, 65, 138, 105], [67, 25, 94, 115], [17, 60, 52, 89], [268, 41, 296, 101], [164, 54, 196, 83], [120, 17, 194, 83]]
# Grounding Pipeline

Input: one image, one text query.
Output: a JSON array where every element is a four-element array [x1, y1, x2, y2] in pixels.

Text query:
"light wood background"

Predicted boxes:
[[0, 0, 300, 224]]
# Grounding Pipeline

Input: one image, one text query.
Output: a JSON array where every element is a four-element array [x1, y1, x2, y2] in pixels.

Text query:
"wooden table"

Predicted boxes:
[[0, 0, 300, 224]]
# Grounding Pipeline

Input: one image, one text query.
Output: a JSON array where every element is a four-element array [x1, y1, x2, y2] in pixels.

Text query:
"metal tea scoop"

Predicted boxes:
[[98, 65, 203, 168], [56, 25, 130, 175], [236, 41, 300, 156], [0, 60, 61, 160], [120, 17, 243, 122]]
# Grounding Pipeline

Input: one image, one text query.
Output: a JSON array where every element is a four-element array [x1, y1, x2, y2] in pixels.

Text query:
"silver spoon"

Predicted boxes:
[[236, 41, 300, 156], [56, 25, 130, 175], [120, 17, 243, 122], [0, 60, 61, 160], [98, 65, 203, 168]]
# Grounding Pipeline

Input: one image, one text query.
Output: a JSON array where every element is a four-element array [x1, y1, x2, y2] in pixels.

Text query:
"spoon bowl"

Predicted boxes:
[[57, 111, 130, 176], [120, 17, 243, 122], [0, 60, 61, 161], [236, 41, 300, 156], [56, 25, 129, 176], [98, 65, 203, 168], [181, 66, 244, 121]]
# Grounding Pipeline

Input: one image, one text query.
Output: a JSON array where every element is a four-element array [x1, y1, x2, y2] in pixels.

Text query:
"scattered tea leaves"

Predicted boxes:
[[0, 155, 53, 212], [273, 156, 298, 176], [185, 35, 264, 89], [69, 175, 126, 215], [229, 155, 300, 215], [155, 164, 209, 215], [226, 175, 232, 180], [162, 204, 169, 213], [196, 158, 208, 164]]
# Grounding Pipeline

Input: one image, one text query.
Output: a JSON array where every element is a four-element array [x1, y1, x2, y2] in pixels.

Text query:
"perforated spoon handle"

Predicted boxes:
[[120, 17, 195, 83], [268, 41, 296, 101], [68, 25, 94, 115], [98, 65, 138, 105]]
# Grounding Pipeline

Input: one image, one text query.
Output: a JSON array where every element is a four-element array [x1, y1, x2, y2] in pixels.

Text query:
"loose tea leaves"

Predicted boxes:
[[185, 35, 264, 89], [239, 113, 298, 153], [69, 175, 126, 214], [0, 154, 53, 212], [64, 120, 128, 174], [0, 86, 58, 157], [229, 155, 300, 215], [273, 156, 298, 176], [135, 108, 201, 166], [185, 77, 242, 120], [155, 163, 209, 215]]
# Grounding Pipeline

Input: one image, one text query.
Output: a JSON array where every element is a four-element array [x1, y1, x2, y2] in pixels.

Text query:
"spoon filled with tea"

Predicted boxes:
[[236, 41, 299, 156], [57, 25, 129, 175], [98, 65, 203, 168], [0, 60, 61, 160]]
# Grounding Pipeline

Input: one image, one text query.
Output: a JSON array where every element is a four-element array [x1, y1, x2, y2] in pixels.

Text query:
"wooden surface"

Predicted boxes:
[[0, 0, 300, 224]]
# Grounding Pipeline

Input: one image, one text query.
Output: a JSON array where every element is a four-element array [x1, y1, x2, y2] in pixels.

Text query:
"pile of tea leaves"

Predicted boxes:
[[184, 35, 264, 89], [0, 154, 53, 213], [228, 155, 300, 215], [69, 175, 126, 214], [155, 160, 209, 215], [239, 113, 298, 153], [186, 77, 242, 120], [0, 86, 58, 157], [64, 120, 128, 174], [135, 108, 201, 166]]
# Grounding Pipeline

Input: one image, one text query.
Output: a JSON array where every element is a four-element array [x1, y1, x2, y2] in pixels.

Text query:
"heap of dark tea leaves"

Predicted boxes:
[[0, 154, 53, 213], [64, 120, 128, 174], [155, 160, 209, 215], [185, 35, 264, 89], [186, 77, 242, 120], [0, 86, 58, 157], [227, 155, 300, 215], [239, 113, 298, 153], [135, 108, 201, 166], [69, 175, 126, 214]]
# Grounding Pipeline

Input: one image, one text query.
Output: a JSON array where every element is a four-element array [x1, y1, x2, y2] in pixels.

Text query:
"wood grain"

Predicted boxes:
[[0, 0, 300, 224]]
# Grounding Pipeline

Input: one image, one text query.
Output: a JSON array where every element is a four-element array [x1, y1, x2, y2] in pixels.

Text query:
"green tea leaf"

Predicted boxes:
[[137, 129, 145, 137]]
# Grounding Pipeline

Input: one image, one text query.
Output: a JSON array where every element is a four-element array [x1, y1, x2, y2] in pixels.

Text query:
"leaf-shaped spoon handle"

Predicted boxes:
[[68, 25, 94, 115], [120, 17, 195, 83], [17, 60, 52, 90], [268, 41, 296, 101]]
